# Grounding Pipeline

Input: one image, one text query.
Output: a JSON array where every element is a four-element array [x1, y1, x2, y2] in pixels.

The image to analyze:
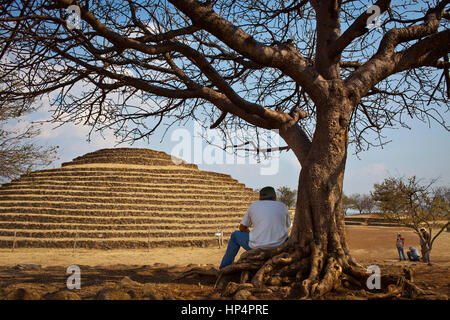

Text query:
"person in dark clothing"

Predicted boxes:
[[420, 227, 431, 263]]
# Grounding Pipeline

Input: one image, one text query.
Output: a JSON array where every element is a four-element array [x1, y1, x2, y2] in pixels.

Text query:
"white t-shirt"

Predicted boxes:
[[240, 200, 292, 249]]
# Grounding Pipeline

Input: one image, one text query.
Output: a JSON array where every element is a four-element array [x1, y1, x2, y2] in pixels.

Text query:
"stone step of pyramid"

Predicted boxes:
[[62, 156, 198, 168], [0, 237, 227, 249], [0, 215, 242, 227], [0, 213, 243, 224], [19, 171, 237, 182], [0, 187, 255, 197], [1, 182, 255, 194], [0, 203, 250, 215], [0, 221, 239, 231], [0, 205, 247, 214], [0, 208, 245, 219], [0, 189, 256, 201], [62, 147, 189, 164], [19, 167, 234, 180], [9, 175, 244, 186], [0, 148, 258, 248], [71, 148, 174, 161], [0, 195, 255, 207], [0, 228, 237, 239]]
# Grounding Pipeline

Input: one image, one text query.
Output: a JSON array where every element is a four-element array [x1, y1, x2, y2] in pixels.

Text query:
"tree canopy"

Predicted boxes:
[[0, 0, 448, 153], [372, 176, 450, 231], [276, 186, 297, 208]]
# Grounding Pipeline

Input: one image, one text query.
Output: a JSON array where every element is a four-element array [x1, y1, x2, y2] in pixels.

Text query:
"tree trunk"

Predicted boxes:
[[284, 97, 356, 297], [420, 243, 431, 263]]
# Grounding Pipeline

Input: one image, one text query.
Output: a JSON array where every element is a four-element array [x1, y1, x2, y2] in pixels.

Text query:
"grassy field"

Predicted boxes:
[[1, 225, 449, 267]]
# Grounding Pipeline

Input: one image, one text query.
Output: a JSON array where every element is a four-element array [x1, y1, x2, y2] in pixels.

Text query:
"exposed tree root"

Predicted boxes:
[[173, 241, 446, 300], [214, 243, 448, 300], [174, 267, 219, 281]]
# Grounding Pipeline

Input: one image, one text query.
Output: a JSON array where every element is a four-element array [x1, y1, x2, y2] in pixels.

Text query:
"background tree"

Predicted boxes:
[[276, 186, 297, 209], [342, 193, 354, 216], [433, 186, 450, 232], [1, 0, 449, 298], [433, 186, 450, 204], [359, 194, 376, 214], [372, 176, 450, 262], [0, 74, 58, 182], [347, 193, 376, 215]]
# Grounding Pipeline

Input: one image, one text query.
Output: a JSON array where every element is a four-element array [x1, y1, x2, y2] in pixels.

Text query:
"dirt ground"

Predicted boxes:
[[0, 225, 449, 300]]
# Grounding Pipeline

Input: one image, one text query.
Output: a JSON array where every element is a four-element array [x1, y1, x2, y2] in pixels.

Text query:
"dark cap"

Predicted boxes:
[[259, 186, 276, 200]]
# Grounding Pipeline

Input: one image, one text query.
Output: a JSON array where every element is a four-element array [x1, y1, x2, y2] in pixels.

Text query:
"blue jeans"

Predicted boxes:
[[407, 251, 420, 262], [219, 231, 251, 269], [397, 247, 406, 261]]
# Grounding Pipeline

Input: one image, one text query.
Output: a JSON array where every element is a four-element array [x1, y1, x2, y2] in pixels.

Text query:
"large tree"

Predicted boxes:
[[1, 0, 449, 299]]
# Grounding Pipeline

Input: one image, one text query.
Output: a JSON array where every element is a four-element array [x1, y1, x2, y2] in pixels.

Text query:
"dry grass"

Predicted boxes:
[[1, 225, 448, 267]]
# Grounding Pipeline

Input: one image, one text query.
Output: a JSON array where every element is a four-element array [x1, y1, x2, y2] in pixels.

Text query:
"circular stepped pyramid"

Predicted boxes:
[[0, 148, 259, 249]]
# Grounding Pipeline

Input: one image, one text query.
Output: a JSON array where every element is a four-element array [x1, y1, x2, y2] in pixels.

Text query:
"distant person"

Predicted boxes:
[[420, 227, 431, 263], [396, 233, 406, 261], [407, 246, 420, 262], [219, 186, 291, 270]]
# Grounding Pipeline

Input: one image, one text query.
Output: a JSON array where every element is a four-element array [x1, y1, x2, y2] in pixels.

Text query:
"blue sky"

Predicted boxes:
[[14, 101, 449, 196]]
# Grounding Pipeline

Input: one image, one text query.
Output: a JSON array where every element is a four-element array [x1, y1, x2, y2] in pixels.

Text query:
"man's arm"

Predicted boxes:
[[239, 224, 250, 233], [240, 207, 252, 233]]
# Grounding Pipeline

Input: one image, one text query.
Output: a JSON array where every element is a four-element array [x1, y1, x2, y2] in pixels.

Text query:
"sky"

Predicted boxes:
[[9, 100, 449, 196]]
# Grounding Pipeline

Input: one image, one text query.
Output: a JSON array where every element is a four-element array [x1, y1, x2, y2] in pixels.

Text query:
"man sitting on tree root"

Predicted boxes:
[[219, 186, 291, 270]]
